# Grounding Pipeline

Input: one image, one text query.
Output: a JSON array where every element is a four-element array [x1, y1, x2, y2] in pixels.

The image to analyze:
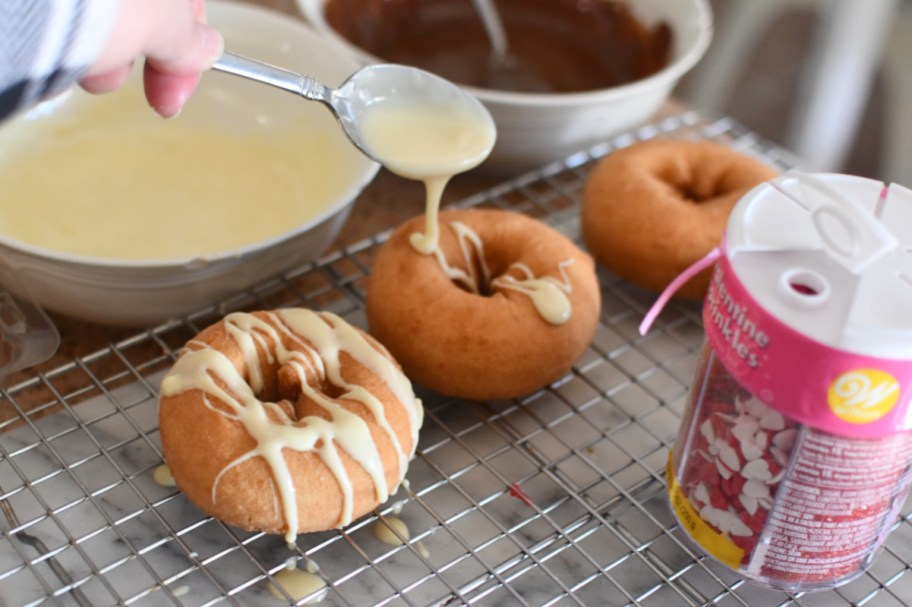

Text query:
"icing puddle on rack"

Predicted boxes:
[[268, 557, 327, 604], [152, 463, 176, 487], [372, 516, 431, 558]]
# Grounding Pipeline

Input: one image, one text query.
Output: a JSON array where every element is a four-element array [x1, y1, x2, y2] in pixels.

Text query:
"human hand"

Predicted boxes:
[[79, 0, 223, 118]]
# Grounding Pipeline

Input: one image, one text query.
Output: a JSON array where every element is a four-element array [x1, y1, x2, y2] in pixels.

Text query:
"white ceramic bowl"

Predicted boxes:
[[0, 1, 378, 327], [298, 0, 712, 175]]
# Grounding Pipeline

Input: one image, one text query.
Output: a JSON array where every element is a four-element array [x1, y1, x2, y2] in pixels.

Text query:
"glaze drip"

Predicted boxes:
[[417, 220, 574, 324], [429, 220, 491, 293], [492, 260, 575, 325], [160, 310, 422, 543]]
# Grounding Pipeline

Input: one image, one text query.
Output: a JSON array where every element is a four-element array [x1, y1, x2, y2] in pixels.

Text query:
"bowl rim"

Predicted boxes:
[[296, 0, 714, 106], [0, 0, 379, 271]]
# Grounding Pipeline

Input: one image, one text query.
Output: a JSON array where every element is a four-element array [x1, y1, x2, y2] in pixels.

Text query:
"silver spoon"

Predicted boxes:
[[211, 51, 492, 163]]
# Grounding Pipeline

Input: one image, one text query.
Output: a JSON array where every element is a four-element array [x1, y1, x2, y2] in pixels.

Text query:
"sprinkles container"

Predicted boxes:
[[663, 173, 912, 591]]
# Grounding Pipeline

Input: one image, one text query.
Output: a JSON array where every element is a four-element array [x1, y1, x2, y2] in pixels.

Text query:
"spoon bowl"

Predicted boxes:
[[213, 52, 495, 170], [333, 64, 495, 169]]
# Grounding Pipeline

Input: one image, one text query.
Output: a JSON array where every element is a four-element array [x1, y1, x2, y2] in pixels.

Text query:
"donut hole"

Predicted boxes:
[[277, 363, 346, 422], [455, 281, 492, 296], [446, 249, 498, 297], [292, 392, 342, 423], [672, 179, 723, 203], [437, 214, 542, 298], [471, 258, 523, 297], [475, 256, 498, 296], [450, 229, 538, 298], [661, 166, 730, 204]]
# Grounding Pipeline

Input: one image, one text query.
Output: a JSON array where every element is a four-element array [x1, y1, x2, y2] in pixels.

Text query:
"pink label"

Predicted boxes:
[[704, 256, 912, 438]]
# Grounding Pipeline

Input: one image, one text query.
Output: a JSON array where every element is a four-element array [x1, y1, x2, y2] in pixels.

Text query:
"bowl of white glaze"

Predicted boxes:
[[0, 0, 378, 326], [297, 0, 712, 175]]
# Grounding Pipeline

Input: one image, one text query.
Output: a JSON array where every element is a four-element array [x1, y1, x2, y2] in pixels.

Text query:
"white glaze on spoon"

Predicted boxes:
[[358, 97, 496, 256]]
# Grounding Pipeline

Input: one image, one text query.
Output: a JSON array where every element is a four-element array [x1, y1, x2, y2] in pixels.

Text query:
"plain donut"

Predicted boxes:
[[582, 139, 777, 298], [366, 208, 600, 400], [158, 309, 423, 541]]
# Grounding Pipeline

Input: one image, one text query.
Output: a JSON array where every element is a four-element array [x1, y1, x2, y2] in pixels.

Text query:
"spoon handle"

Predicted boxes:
[[212, 51, 330, 102]]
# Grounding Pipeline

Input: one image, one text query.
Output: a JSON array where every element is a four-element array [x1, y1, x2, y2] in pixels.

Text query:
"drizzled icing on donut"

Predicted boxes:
[[159, 309, 423, 543], [411, 219, 575, 324], [427, 220, 489, 294], [356, 94, 586, 324], [491, 260, 575, 325]]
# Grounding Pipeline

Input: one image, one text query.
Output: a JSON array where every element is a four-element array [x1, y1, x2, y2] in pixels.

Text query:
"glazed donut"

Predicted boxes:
[[365, 208, 600, 400], [582, 139, 777, 298], [158, 309, 423, 542]]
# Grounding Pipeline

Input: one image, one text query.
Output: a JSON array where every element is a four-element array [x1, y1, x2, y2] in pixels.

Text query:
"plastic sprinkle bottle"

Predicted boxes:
[[661, 172, 912, 591]]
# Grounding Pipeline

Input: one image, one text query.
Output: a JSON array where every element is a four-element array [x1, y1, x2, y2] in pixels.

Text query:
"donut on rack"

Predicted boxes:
[[366, 208, 601, 401], [158, 309, 423, 542], [582, 139, 777, 298]]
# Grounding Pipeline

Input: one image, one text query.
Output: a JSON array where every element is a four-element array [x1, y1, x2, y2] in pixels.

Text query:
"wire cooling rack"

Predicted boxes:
[[4, 112, 912, 607]]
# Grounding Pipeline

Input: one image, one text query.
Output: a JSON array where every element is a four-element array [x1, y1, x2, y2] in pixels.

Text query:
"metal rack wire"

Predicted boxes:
[[3, 112, 912, 607]]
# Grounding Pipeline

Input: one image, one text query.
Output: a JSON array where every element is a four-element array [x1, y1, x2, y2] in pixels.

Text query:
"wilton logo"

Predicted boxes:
[[827, 369, 900, 424]]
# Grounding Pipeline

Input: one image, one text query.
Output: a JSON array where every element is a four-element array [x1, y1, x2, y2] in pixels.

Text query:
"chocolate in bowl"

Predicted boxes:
[[322, 0, 672, 93], [301, 0, 711, 174]]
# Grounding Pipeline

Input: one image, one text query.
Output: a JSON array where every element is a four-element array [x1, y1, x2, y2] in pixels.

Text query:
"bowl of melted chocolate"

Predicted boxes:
[[299, 0, 712, 173]]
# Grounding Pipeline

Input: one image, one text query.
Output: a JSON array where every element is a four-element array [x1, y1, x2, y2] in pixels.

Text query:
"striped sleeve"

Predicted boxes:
[[0, 0, 119, 122]]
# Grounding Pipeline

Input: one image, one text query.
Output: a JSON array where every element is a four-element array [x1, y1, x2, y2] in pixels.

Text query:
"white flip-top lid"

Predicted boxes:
[[725, 172, 912, 359]]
